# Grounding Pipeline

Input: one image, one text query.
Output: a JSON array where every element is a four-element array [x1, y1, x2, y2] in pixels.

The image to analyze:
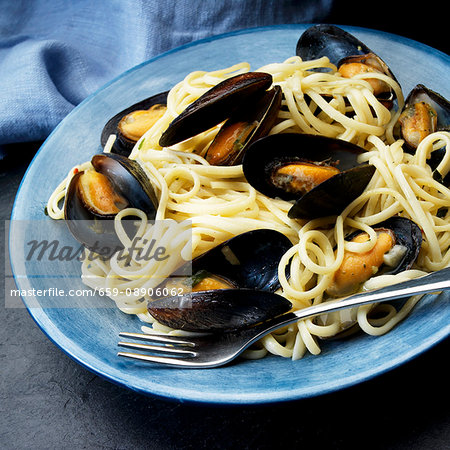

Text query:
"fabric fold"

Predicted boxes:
[[0, 0, 333, 146]]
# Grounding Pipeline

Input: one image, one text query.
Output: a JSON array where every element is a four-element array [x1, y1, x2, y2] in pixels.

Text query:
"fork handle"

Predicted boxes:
[[260, 267, 450, 336]]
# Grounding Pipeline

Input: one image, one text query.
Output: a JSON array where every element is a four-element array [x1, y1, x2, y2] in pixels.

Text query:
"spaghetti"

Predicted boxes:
[[47, 56, 450, 360]]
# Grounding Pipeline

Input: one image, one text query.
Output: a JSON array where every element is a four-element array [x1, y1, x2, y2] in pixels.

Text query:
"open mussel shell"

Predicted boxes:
[[159, 72, 272, 148], [242, 133, 376, 219], [148, 229, 293, 333], [148, 289, 292, 333], [296, 24, 372, 67], [327, 216, 422, 298], [101, 91, 168, 156], [287, 164, 375, 219], [91, 153, 158, 211], [396, 85, 450, 185], [205, 85, 282, 165], [403, 85, 450, 128], [64, 153, 158, 252], [168, 229, 293, 294], [296, 24, 395, 78], [356, 216, 422, 275], [397, 84, 450, 150], [296, 25, 397, 106], [64, 170, 126, 254], [192, 229, 292, 291], [332, 216, 422, 298], [321, 216, 422, 333]]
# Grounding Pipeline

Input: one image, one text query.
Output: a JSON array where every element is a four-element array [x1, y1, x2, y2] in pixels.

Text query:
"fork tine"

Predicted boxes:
[[118, 332, 196, 347], [118, 340, 197, 356], [117, 351, 197, 367]]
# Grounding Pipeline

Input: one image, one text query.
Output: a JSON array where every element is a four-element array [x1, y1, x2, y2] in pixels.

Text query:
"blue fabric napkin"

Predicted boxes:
[[0, 0, 333, 147]]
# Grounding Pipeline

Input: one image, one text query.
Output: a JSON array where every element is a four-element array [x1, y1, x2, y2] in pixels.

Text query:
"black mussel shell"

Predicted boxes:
[[296, 25, 397, 105], [159, 72, 272, 147], [147, 289, 292, 332], [369, 216, 422, 274], [101, 91, 168, 156], [397, 85, 450, 183], [287, 164, 375, 219], [91, 153, 158, 212], [338, 52, 396, 107], [397, 84, 450, 150], [64, 171, 122, 253], [296, 24, 372, 67], [242, 133, 375, 219], [322, 216, 422, 330], [325, 216, 422, 300], [64, 154, 158, 252], [205, 85, 282, 166], [169, 229, 293, 294], [402, 85, 450, 130], [343, 216, 422, 275]]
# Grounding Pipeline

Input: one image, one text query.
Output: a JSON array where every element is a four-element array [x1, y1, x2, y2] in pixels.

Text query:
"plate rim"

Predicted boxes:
[[9, 23, 450, 405]]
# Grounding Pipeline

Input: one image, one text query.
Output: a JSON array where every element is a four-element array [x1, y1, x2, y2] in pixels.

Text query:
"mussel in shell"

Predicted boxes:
[[396, 84, 450, 150], [64, 153, 158, 252], [319, 216, 422, 335], [242, 133, 376, 219], [396, 84, 450, 187], [327, 216, 422, 297], [296, 24, 372, 67], [159, 72, 280, 165], [296, 25, 397, 107], [148, 289, 291, 333], [159, 229, 293, 295], [101, 91, 169, 156], [205, 85, 282, 165], [147, 229, 293, 332]]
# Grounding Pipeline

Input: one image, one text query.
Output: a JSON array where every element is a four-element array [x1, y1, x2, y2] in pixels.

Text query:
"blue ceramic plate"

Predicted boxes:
[[10, 25, 450, 404]]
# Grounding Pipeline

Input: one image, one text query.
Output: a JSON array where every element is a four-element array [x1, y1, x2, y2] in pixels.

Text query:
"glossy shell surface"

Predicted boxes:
[[147, 229, 293, 332], [64, 154, 158, 251], [296, 24, 372, 66], [365, 216, 422, 275], [148, 289, 292, 332], [296, 24, 398, 106], [101, 91, 168, 156], [205, 85, 282, 165], [242, 133, 376, 219], [159, 72, 272, 147], [401, 84, 450, 131], [171, 229, 293, 293]]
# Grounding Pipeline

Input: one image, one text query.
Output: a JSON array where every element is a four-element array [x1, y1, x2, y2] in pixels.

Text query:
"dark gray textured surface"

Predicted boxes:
[[1, 144, 449, 450]]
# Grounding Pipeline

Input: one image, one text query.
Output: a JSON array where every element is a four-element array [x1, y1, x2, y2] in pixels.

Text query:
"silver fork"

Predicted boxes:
[[118, 267, 450, 368]]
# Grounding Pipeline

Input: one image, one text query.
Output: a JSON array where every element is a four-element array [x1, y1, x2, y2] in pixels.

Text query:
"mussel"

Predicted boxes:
[[396, 84, 450, 187], [296, 24, 373, 68], [64, 153, 158, 252], [318, 216, 422, 336], [148, 289, 291, 333], [327, 216, 422, 297], [242, 133, 376, 219], [188, 228, 292, 292], [147, 229, 293, 332], [101, 91, 169, 156], [396, 84, 450, 150], [159, 72, 281, 165], [296, 25, 397, 107], [205, 85, 282, 165]]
